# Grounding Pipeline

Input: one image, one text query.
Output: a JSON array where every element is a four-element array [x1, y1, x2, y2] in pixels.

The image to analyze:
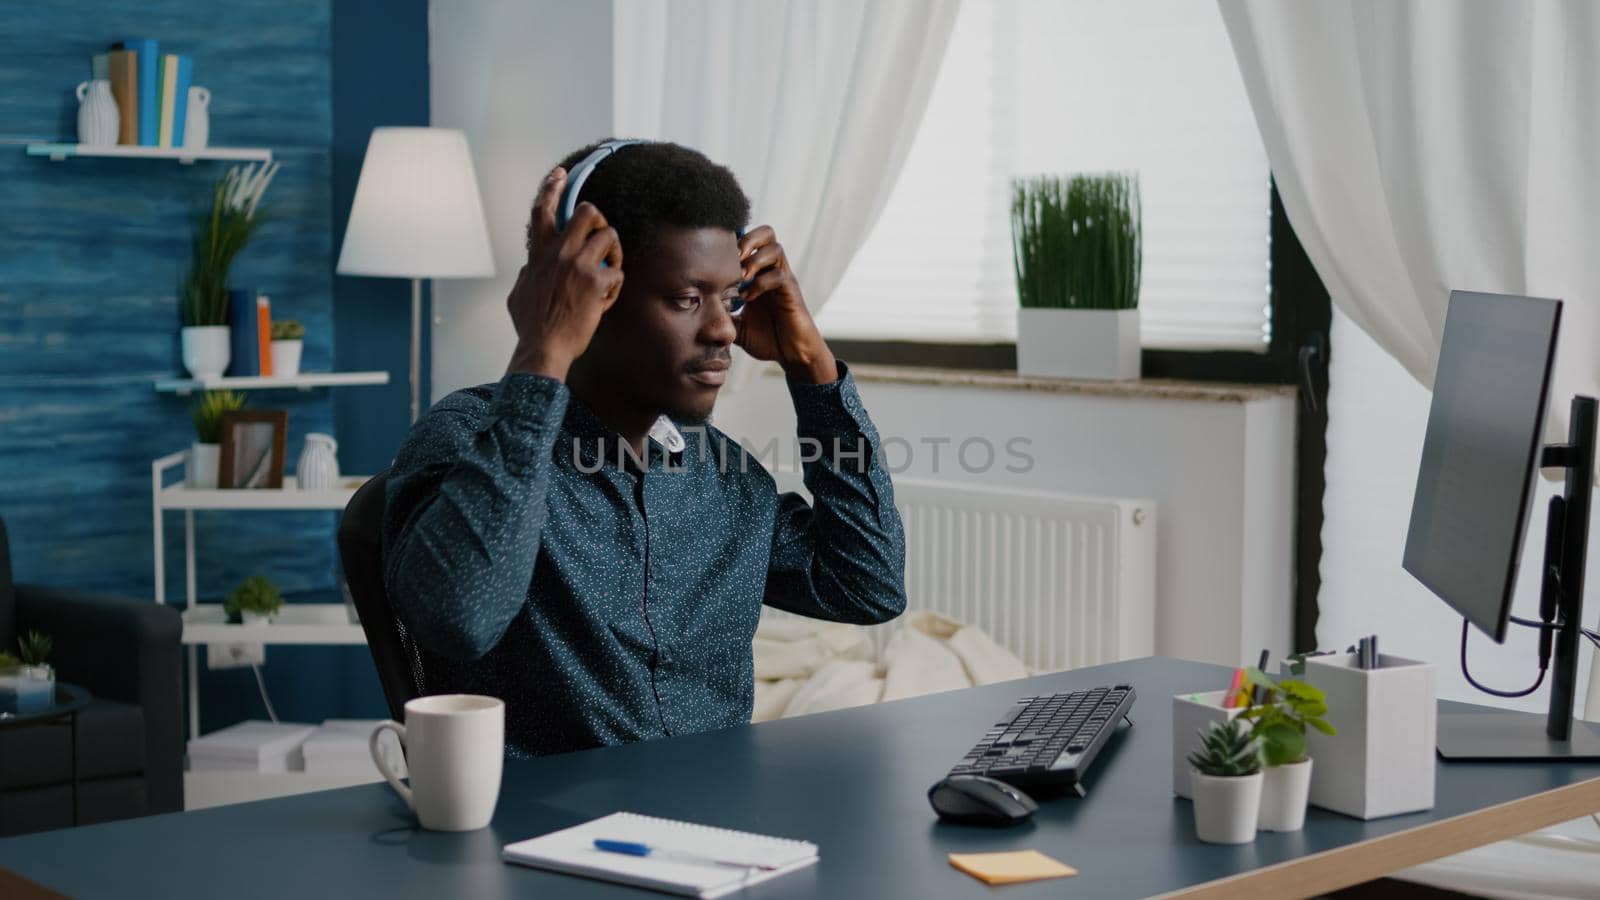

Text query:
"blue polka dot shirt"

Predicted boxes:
[[382, 360, 906, 757]]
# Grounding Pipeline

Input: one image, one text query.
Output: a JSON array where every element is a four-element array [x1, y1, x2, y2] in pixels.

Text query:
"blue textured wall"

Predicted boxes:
[[0, 0, 411, 730]]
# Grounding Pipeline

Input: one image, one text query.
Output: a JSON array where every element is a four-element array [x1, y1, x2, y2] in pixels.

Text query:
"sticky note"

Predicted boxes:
[[948, 850, 1078, 885]]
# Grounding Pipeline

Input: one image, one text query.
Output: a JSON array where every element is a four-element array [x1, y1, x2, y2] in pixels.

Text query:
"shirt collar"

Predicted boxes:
[[561, 396, 686, 469]]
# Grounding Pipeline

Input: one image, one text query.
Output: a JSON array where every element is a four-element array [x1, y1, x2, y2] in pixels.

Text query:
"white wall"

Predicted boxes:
[[712, 371, 1298, 667], [428, 0, 614, 397]]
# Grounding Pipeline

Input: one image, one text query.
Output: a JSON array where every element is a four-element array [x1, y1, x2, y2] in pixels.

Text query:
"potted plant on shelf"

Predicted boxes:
[[190, 389, 246, 488], [1011, 172, 1142, 380], [225, 575, 284, 625], [1187, 718, 1263, 844], [270, 319, 305, 377], [1241, 669, 1336, 832], [180, 161, 279, 380]]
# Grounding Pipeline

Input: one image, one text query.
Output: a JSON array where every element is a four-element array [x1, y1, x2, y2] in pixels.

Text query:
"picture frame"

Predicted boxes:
[[217, 410, 288, 489]]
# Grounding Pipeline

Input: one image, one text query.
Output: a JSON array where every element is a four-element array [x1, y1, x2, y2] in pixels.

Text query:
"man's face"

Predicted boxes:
[[581, 225, 743, 423]]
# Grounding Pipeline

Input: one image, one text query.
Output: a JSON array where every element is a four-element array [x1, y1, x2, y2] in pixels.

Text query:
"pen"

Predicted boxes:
[[1223, 668, 1245, 708], [1251, 650, 1270, 703], [593, 839, 778, 871]]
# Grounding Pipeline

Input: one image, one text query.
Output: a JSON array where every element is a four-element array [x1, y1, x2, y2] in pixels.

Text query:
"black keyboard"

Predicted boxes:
[[946, 685, 1136, 792]]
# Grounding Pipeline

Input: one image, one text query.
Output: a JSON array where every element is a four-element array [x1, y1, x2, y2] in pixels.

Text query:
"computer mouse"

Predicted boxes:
[[927, 774, 1038, 826]]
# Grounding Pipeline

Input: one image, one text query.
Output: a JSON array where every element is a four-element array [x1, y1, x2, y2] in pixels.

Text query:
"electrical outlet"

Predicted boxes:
[[206, 642, 265, 670]]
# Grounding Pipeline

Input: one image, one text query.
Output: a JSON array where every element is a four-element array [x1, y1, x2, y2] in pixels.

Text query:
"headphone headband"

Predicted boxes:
[[556, 139, 644, 231]]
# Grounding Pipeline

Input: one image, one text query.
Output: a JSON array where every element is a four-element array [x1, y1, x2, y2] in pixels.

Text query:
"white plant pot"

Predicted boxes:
[[1190, 769, 1263, 844], [270, 339, 303, 377], [1257, 758, 1313, 832], [1016, 307, 1140, 380], [240, 611, 273, 626], [180, 326, 231, 381], [188, 442, 220, 489]]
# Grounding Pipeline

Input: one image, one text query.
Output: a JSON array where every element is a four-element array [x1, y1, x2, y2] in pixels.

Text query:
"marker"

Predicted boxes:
[[1223, 668, 1245, 708], [593, 839, 778, 872]]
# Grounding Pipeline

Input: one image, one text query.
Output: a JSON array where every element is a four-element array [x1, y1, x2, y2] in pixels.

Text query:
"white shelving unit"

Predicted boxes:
[[155, 371, 389, 395], [151, 451, 373, 741], [26, 143, 273, 165]]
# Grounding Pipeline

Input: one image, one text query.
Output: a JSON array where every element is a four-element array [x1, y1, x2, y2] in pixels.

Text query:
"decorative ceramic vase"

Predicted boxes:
[[1257, 758, 1313, 832], [270, 339, 303, 377], [180, 325, 230, 380], [1190, 769, 1263, 844], [296, 433, 340, 491], [183, 86, 210, 149], [76, 79, 120, 146], [188, 442, 221, 489], [241, 610, 273, 626], [1016, 307, 1141, 381]]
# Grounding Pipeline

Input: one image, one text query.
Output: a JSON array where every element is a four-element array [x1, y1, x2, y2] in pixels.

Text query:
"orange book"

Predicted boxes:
[[256, 296, 274, 376], [108, 50, 139, 145]]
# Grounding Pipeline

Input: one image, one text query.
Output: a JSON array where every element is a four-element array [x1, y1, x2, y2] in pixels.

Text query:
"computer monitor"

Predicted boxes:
[[1403, 289, 1599, 760]]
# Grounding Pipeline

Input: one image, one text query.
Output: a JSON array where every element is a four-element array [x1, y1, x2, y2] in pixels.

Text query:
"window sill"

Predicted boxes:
[[770, 362, 1298, 405]]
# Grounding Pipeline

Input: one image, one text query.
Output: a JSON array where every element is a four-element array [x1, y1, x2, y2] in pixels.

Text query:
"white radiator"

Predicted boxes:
[[770, 473, 1157, 673]]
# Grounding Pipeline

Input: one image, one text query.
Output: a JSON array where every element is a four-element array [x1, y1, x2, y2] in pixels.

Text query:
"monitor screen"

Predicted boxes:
[[1403, 290, 1561, 643]]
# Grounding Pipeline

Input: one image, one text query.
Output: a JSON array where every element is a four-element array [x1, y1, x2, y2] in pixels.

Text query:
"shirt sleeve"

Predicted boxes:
[[762, 360, 908, 624], [381, 372, 570, 661]]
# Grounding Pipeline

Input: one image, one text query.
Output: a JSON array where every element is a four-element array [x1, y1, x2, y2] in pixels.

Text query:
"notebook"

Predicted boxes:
[[501, 812, 819, 899]]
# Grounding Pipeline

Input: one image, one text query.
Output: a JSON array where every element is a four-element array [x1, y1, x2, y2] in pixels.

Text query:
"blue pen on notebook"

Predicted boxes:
[[593, 839, 778, 871]]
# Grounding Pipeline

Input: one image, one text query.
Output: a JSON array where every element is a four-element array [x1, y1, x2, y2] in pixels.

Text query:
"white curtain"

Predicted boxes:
[[613, 0, 960, 388], [1217, 0, 1600, 444]]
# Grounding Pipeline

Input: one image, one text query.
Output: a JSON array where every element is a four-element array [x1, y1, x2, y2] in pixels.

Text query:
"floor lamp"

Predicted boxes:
[[337, 127, 495, 423]]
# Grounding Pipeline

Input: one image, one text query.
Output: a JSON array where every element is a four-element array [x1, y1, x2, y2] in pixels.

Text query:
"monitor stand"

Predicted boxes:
[[1438, 706, 1600, 760], [1438, 395, 1598, 762]]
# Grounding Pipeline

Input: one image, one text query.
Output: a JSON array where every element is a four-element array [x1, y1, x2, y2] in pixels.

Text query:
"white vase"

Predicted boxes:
[[1190, 769, 1263, 844], [76, 79, 120, 146], [296, 433, 340, 491], [271, 339, 303, 377], [180, 326, 231, 380], [183, 86, 210, 149], [241, 610, 273, 626], [188, 442, 221, 489], [1257, 758, 1313, 832], [1016, 307, 1141, 380]]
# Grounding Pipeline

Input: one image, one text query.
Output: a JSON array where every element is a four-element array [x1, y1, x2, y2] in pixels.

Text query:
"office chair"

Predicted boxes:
[[337, 470, 427, 720]]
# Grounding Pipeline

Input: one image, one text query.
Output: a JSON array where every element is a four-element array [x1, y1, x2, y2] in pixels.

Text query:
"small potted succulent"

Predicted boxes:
[[190, 389, 246, 489], [1241, 669, 1335, 832], [0, 633, 53, 715], [270, 319, 305, 377], [1187, 718, 1263, 844], [225, 574, 284, 625]]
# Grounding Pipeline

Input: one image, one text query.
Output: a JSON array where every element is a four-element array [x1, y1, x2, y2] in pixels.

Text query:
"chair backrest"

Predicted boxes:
[[337, 471, 425, 721]]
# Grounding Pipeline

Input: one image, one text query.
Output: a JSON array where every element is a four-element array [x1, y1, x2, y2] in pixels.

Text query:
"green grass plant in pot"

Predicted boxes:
[[189, 389, 246, 488], [1187, 718, 1263, 844], [179, 161, 279, 380], [1011, 172, 1141, 380]]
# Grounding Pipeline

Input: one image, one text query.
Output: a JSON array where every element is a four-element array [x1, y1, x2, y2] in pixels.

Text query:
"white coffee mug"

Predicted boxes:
[[370, 694, 505, 831]]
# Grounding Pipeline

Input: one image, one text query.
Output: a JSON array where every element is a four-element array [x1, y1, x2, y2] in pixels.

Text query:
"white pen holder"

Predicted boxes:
[[1171, 690, 1248, 799], [1298, 653, 1436, 819]]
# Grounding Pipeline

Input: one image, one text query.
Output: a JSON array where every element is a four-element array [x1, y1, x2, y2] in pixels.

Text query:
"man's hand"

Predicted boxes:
[[734, 226, 837, 384], [507, 166, 625, 381]]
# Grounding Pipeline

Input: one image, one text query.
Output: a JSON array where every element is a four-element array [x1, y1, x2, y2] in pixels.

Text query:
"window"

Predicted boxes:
[[816, 0, 1273, 352]]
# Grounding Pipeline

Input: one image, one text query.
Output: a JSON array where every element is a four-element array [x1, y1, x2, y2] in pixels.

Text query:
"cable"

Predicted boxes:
[[250, 662, 279, 723], [1508, 615, 1600, 650], [1460, 619, 1548, 698]]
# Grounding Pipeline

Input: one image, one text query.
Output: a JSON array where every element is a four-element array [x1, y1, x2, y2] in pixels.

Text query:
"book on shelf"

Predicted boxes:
[[227, 289, 260, 377], [108, 49, 139, 145], [256, 295, 274, 377], [156, 53, 192, 148], [112, 38, 159, 146]]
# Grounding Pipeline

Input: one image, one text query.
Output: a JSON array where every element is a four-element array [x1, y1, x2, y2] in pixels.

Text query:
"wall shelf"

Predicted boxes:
[[25, 143, 273, 165], [154, 371, 389, 395], [181, 603, 366, 646], [157, 475, 367, 511]]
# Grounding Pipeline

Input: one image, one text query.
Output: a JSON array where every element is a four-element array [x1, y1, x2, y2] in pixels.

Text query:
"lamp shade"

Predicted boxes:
[[337, 127, 495, 279]]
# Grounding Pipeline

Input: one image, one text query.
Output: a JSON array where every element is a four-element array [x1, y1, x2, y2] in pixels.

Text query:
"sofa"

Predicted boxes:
[[0, 516, 183, 835]]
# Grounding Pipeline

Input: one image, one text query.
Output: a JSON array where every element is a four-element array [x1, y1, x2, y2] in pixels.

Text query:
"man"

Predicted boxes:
[[382, 139, 906, 757]]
